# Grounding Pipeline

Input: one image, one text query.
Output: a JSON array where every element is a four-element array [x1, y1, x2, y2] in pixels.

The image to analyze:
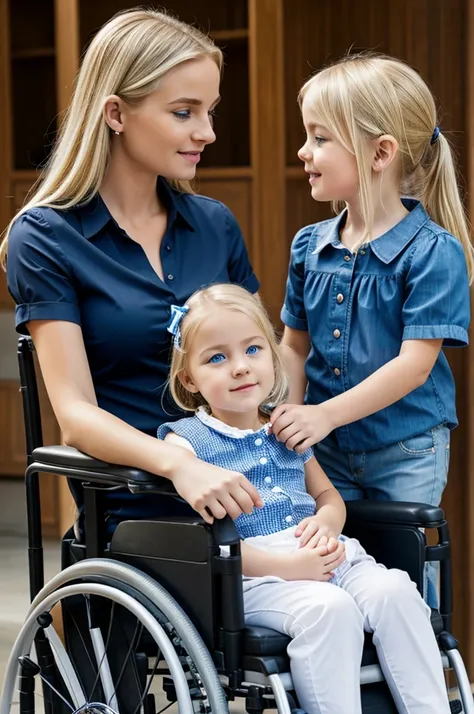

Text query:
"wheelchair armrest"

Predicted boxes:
[[30, 445, 178, 496], [345, 500, 445, 528]]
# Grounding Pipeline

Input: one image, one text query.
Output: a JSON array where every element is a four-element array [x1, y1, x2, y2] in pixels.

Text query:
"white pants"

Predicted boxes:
[[243, 529, 450, 714]]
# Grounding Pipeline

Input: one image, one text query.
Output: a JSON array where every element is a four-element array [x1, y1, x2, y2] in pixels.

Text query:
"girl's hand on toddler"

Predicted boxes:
[[296, 516, 338, 548], [289, 540, 346, 581], [270, 404, 335, 452]]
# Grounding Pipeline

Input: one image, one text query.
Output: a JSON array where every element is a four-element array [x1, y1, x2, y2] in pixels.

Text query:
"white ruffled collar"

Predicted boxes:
[[196, 406, 270, 439]]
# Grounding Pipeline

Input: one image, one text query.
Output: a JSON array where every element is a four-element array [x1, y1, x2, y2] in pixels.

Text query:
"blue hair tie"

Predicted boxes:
[[430, 126, 440, 145], [167, 304, 189, 348]]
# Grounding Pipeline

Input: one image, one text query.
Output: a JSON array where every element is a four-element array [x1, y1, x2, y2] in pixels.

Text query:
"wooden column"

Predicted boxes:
[[54, 0, 80, 114], [54, 0, 81, 537], [465, 0, 474, 676], [248, 0, 287, 322], [0, 0, 12, 306]]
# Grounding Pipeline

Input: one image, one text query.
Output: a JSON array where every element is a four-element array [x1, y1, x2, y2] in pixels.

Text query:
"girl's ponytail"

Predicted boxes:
[[418, 133, 474, 283]]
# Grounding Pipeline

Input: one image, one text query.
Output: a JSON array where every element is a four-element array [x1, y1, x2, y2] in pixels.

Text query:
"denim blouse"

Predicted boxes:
[[281, 199, 470, 453]]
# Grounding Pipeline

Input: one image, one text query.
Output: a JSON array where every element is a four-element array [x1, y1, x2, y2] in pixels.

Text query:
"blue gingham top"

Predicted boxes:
[[157, 408, 316, 539]]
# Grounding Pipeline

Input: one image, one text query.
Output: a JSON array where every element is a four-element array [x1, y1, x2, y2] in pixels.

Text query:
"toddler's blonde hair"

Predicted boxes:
[[169, 284, 289, 413]]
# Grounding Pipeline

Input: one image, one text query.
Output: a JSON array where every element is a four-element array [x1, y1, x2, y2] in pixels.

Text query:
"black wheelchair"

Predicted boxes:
[[1, 336, 473, 714]]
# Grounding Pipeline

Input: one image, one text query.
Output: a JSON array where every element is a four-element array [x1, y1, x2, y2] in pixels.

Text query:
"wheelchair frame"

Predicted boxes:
[[1, 335, 473, 714]]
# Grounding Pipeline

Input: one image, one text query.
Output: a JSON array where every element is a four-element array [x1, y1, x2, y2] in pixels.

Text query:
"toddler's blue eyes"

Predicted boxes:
[[207, 346, 260, 363], [208, 353, 225, 364]]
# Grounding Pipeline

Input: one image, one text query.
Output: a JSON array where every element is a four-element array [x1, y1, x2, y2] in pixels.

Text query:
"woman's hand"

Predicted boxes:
[[170, 452, 264, 524], [270, 403, 335, 451], [295, 516, 339, 549]]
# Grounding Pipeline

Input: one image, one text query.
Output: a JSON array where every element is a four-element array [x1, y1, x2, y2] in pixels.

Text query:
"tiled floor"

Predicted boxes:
[[0, 535, 61, 690]]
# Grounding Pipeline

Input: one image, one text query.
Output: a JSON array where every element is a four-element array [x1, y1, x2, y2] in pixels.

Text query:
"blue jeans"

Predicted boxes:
[[314, 425, 451, 608]]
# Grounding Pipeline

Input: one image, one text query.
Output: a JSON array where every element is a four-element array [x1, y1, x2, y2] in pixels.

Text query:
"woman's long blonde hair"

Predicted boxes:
[[0, 7, 222, 268], [299, 53, 474, 282], [169, 284, 289, 414]]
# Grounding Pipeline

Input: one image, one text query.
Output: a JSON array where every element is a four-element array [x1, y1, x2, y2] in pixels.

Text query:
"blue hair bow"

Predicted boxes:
[[167, 304, 189, 348]]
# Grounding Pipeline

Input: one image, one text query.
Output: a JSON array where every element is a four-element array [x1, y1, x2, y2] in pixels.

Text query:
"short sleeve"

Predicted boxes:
[[402, 233, 470, 347], [301, 448, 314, 464], [280, 226, 312, 331], [224, 206, 260, 293], [7, 209, 81, 335]]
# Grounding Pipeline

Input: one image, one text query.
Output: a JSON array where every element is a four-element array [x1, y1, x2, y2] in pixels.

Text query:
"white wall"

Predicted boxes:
[[0, 310, 25, 534], [0, 310, 19, 380]]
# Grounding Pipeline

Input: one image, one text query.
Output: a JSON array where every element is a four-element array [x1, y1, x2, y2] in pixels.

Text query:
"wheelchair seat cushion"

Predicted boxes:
[[244, 608, 444, 663]]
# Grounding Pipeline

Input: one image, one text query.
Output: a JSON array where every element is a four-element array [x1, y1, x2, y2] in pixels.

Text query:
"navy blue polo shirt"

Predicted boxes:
[[7, 177, 259, 522]]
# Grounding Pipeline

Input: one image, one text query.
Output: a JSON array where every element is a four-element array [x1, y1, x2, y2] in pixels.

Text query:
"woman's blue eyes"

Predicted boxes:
[[173, 109, 217, 121], [207, 345, 260, 363]]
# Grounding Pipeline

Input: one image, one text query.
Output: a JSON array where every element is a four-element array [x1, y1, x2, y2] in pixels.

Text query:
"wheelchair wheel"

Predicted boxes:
[[0, 560, 229, 714]]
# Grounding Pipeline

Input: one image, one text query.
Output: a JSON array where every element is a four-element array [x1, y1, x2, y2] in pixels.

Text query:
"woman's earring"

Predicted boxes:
[[114, 131, 120, 136]]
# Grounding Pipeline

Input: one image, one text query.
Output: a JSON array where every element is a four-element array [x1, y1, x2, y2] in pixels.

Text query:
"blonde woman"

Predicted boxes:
[[158, 283, 450, 714], [272, 53, 472, 608], [1, 8, 262, 535]]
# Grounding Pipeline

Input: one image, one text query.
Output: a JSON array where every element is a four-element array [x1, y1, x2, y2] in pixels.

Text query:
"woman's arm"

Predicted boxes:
[[29, 320, 263, 523], [279, 327, 310, 403], [272, 337, 443, 451]]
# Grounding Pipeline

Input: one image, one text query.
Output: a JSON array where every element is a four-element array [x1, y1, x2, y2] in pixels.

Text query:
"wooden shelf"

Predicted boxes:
[[12, 47, 55, 60], [211, 29, 248, 43]]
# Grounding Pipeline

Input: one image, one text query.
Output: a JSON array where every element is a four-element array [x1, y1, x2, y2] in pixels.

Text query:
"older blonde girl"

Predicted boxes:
[[273, 53, 472, 607]]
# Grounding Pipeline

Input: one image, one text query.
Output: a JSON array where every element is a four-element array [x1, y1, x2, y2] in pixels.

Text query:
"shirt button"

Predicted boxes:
[[165, 245, 171, 251], [344, 254, 351, 262], [333, 329, 341, 339], [285, 515, 293, 523], [255, 438, 263, 446], [167, 274, 174, 280], [264, 476, 272, 484], [336, 293, 344, 303], [334, 367, 341, 377], [359, 249, 366, 255], [272, 486, 282, 493], [259, 457, 268, 465]]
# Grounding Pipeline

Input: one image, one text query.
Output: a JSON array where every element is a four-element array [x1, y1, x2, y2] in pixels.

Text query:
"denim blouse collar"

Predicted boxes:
[[313, 199, 431, 264], [78, 176, 196, 239]]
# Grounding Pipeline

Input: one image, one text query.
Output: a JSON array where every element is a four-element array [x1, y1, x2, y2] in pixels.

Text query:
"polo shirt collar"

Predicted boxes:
[[79, 176, 196, 240], [312, 199, 430, 263]]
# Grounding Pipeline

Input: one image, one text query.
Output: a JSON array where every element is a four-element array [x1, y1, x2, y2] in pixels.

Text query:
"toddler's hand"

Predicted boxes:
[[296, 516, 338, 549], [286, 540, 346, 581]]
